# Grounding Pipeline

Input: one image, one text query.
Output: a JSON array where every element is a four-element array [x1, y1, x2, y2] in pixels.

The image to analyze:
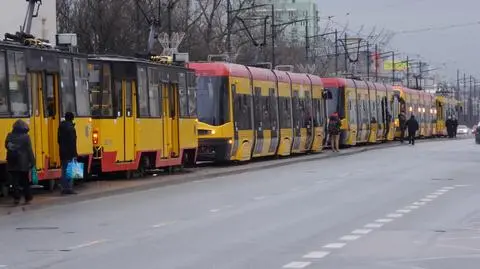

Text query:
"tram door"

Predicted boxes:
[[169, 84, 180, 158], [44, 73, 60, 167], [28, 72, 45, 170], [114, 80, 135, 162], [162, 83, 180, 158]]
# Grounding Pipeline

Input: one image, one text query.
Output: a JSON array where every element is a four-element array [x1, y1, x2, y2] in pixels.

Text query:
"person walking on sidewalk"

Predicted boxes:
[[328, 112, 341, 152], [58, 112, 78, 195], [405, 114, 419, 145], [5, 120, 35, 205]]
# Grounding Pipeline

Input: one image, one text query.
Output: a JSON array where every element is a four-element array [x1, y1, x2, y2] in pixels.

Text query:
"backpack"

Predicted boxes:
[[6, 142, 20, 166], [328, 119, 339, 133]]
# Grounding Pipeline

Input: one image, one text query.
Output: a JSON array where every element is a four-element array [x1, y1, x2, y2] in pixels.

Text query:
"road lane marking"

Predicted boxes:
[[420, 198, 432, 202], [387, 213, 403, 218], [432, 192, 444, 195], [426, 195, 438, 199], [152, 221, 176, 228], [407, 205, 420, 209], [413, 202, 426, 206], [365, 223, 384, 228], [67, 240, 106, 251], [397, 209, 411, 213], [323, 243, 346, 249], [283, 261, 312, 268], [436, 189, 449, 193], [352, 229, 372, 235], [303, 251, 330, 259], [376, 218, 393, 223], [0, 265, 6, 268], [455, 184, 470, 187], [209, 209, 220, 213], [340, 235, 361, 241], [253, 196, 266, 201], [442, 187, 455, 190]]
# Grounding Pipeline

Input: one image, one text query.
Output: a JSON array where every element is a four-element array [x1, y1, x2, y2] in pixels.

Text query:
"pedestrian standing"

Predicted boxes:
[[398, 112, 406, 143], [446, 116, 453, 138], [452, 116, 458, 138], [405, 114, 419, 145], [5, 120, 34, 205], [328, 112, 341, 152], [58, 112, 78, 195]]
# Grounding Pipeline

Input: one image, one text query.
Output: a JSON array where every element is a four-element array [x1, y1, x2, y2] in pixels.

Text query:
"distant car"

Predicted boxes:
[[457, 125, 469, 135], [476, 126, 480, 144]]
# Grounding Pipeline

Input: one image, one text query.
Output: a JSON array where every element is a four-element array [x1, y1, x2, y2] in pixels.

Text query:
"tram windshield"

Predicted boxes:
[[196, 76, 229, 126], [324, 87, 342, 117]]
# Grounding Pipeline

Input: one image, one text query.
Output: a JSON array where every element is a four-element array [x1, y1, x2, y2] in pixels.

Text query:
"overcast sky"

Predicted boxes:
[[317, 0, 480, 80]]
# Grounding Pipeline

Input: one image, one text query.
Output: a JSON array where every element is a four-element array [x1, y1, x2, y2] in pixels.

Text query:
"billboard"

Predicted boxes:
[[383, 60, 410, 71]]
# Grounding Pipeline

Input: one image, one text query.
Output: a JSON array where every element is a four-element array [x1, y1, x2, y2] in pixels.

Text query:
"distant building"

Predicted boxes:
[[256, 0, 319, 46], [0, 0, 56, 43]]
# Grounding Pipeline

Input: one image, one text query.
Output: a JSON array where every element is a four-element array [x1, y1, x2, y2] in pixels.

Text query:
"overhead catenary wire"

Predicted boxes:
[[395, 21, 480, 35]]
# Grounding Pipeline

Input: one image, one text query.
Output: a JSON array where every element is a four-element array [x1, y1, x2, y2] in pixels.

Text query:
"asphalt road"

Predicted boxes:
[[0, 139, 479, 269]]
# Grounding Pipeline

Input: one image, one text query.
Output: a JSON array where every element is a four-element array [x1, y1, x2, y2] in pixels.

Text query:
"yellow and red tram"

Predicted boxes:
[[88, 55, 197, 175]]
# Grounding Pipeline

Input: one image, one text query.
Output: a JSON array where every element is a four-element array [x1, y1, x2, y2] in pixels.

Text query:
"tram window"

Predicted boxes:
[[7, 51, 28, 116], [114, 81, 122, 117], [73, 59, 90, 116], [147, 68, 160, 117], [187, 73, 197, 117], [59, 58, 76, 116], [125, 82, 133, 117], [179, 72, 189, 117], [268, 88, 278, 129], [137, 67, 150, 117], [279, 96, 292, 128], [0, 52, 8, 115], [101, 64, 113, 116]]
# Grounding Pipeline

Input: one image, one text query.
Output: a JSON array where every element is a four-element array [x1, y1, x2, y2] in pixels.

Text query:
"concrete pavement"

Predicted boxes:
[[0, 139, 478, 269]]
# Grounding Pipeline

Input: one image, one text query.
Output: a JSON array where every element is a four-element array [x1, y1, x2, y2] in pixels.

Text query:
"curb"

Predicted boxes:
[[0, 137, 468, 216]]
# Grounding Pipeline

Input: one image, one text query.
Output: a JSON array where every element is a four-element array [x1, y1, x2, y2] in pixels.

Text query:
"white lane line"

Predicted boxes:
[[420, 198, 432, 202], [67, 240, 106, 250], [432, 192, 445, 195], [406, 205, 420, 209], [152, 221, 176, 228], [376, 218, 393, 223], [352, 229, 372, 235], [303, 251, 330, 259], [396, 209, 411, 213], [437, 189, 449, 193], [209, 209, 220, 213], [413, 202, 426, 206], [387, 213, 403, 218], [426, 195, 438, 199], [0, 265, 7, 268], [323, 242, 347, 249], [365, 223, 384, 228], [455, 184, 470, 187], [442, 187, 455, 190], [253, 196, 266, 201], [340, 235, 361, 241], [283, 261, 312, 268]]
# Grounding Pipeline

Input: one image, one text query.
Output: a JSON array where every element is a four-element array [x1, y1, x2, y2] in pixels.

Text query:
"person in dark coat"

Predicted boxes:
[[405, 114, 419, 145], [328, 112, 341, 152], [452, 116, 458, 138], [446, 116, 453, 138], [5, 119, 35, 205], [58, 112, 78, 195], [398, 112, 407, 143]]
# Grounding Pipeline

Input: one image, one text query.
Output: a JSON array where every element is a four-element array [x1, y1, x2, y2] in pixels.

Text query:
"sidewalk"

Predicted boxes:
[[0, 138, 457, 216]]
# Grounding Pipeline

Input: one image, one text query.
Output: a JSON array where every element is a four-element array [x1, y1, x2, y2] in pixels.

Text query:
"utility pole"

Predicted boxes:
[[374, 44, 378, 82], [305, 18, 309, 60], [167, 0, 174, 47], [392, 52, 395, 85], [344, 33, 348, 75], [226, 0, 231, 54], [406, 56, 410, 88], [464, 73, 467, 122], [366, 41, 370, 80], [418, 61, 422, 89], [470, 76, 473, 123], [271, 5, 275, 67], [334, 30, 338, 76], [456, 69, 460, 100]]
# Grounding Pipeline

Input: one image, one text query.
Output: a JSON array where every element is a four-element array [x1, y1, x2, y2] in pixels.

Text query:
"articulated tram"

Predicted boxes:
[[0, 38, 93, 184], [88, 55, 198, 176]]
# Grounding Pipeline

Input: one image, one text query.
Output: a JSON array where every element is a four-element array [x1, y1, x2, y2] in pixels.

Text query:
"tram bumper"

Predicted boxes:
[[197, 138, 232, 162]]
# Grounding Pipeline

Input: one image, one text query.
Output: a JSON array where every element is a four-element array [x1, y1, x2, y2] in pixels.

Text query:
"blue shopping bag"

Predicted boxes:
[[31, 166, 39, 185], [66, 160, 84, 180]]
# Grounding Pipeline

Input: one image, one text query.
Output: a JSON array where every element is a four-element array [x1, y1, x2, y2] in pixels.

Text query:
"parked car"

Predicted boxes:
[[476, 126, 480, 144], [457, 125, 469, 135]]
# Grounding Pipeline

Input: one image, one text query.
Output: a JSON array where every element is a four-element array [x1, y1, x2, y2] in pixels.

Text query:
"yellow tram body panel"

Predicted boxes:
[[344, 87, 358, 146], [288, 72, 312, 154], [230, 75, 254, 161], [308, 74, 325, 152], [274, 71, 294, 156]]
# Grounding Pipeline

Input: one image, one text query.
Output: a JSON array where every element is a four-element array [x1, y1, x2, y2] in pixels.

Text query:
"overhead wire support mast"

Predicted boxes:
[[23, 0, 42, 35]]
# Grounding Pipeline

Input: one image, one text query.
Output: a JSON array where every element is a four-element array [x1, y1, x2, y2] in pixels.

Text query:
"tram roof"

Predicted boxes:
[[188, 62, 250, 77]]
